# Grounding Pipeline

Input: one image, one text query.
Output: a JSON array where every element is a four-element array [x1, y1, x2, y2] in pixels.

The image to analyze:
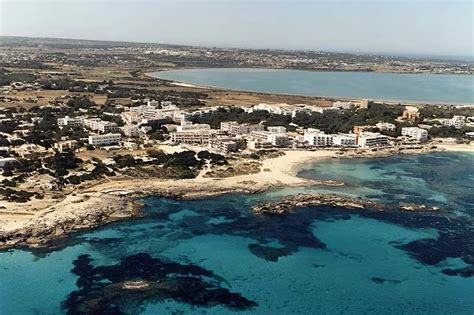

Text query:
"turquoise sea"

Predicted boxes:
[[0, 152, 473, 314], [149, 68, 474, 104]]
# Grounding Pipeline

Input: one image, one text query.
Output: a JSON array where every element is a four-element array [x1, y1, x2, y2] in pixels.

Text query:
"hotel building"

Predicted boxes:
[[88, 133, 122, 146], [401, 127, 428, 142]]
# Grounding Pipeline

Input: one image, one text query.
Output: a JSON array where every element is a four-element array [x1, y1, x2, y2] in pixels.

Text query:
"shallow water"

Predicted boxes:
[[149, 68, 474, 104], [0, 152, 473, 314]]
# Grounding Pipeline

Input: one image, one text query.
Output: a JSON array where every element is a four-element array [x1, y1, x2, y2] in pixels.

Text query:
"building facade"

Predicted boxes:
[[209, 136, 237, 153], [88, 133, 122, 146], [83, 118, 119, 133], [357, 132, 389, 148], [220, 121, 264, 135], [304, 129, 333, 147], [401, 127, 428, 142], [170, 131, 211, 144], [332, 134, 357, 147], [57, 116, 84, 127]]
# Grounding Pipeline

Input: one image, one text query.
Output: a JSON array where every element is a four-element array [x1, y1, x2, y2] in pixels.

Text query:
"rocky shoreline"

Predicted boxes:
[[1, 145, 468, 250], [0, 184, 269, 250], [252, 193, 439, 215], [0, 196, 140, 249]]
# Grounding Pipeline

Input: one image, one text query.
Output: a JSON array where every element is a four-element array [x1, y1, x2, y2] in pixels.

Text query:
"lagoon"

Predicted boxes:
[[149, 68, 474, 104]]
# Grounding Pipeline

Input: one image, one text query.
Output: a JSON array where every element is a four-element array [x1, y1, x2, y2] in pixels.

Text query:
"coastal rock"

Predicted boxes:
[[251, 193, 383, 215], [0, 198, 140, 249], [251, 193, 438, 215]]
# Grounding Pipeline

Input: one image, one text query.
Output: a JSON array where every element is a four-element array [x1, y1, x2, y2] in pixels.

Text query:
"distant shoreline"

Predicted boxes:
[[146, 68, 474, 106], [2, 35, 474, 64]]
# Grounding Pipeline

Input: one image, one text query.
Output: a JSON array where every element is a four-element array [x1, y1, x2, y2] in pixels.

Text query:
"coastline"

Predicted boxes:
[[1, 144, 472, 250], [145, 69, 474, 106]]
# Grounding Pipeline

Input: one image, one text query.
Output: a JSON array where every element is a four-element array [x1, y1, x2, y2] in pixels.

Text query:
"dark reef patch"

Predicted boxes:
[[442, 265, 474, 278], [371, 277, 402, 284], [63, 253, 257, 314], [312, 264, 325, 268], [361, 210, 474, 273], [248, 243, 293, 262]]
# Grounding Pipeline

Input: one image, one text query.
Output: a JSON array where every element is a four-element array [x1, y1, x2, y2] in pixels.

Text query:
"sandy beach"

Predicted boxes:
[[1, 144, 472, 249]]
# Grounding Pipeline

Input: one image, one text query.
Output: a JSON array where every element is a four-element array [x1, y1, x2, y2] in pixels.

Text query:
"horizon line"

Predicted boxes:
[[1, 34, 473, 63]]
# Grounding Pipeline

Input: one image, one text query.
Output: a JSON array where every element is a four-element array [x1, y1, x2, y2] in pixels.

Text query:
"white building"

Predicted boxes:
[[302, 105, 325, 114], [88, 133, 121, 146], [124, 102, 181, 123], [357, 132, 389, 148], [83, 118, 119, 133], [140, 125, 152, 134], [122, 124, 140, 137], [209, 136, 238, 153], [401, 127, 428, 142], [441, 115, 466, 129], [247, 140, 274, 150], [220, 121, 264, 135], [54, 140, 78, 152], [147, 100, 159, 107], [190, 106, 221, 116], [268, 133, 290, 147], [176, 123, 211, 132], [250, 103, 333, 117], [129, 105, 164, 121], [303, 129, 333, 147], [332, 134, 357, 147], [57, 116, 84, 127], [160, 101, 175, 107], [160, 102, 178, 118], [332, 101, 355, 110], [121, 111, 144, 124], [376, 122, 396, 131], [0, 157, 16, 168], [173, 111, 192, 124], [170, 130, 211, 145], [247, 130, 290, 147], [252, 103, 293, 116], [267, 126, 287, 134]]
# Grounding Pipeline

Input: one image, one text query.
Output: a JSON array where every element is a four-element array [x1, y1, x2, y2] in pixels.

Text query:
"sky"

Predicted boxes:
[[0, 0, 473, 58]]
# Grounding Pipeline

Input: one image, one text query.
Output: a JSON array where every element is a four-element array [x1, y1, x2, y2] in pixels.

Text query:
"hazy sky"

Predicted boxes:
[[0, 0, 473, 57]]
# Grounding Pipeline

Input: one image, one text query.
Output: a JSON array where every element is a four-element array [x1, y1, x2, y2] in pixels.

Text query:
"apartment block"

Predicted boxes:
[[401, 127, 428, 142], [57, 116, 84, 127], [176, 123, 211, 132], [88, 133, 121, 146], [220, 121, 264, 135], [332, 134, 357, 147], [441, 115, 466, 129], [170, 130, 211, 145], [83, 118, 119, 133], [209, 136, 238, 153], [303, 129, 333, 147], [357, 132, 388, 148], [376, 122, 396, 131], [332, 101, 355, 110]]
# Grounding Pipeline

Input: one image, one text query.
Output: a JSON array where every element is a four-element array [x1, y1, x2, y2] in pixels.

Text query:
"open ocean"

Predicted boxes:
[[0, 152, 473, 314], [149, 68, 474, 104]]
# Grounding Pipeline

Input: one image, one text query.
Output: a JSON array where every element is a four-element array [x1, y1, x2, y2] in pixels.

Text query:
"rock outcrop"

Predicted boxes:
[[251, 193, 438, 215], [0, 197, 140, 249]]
